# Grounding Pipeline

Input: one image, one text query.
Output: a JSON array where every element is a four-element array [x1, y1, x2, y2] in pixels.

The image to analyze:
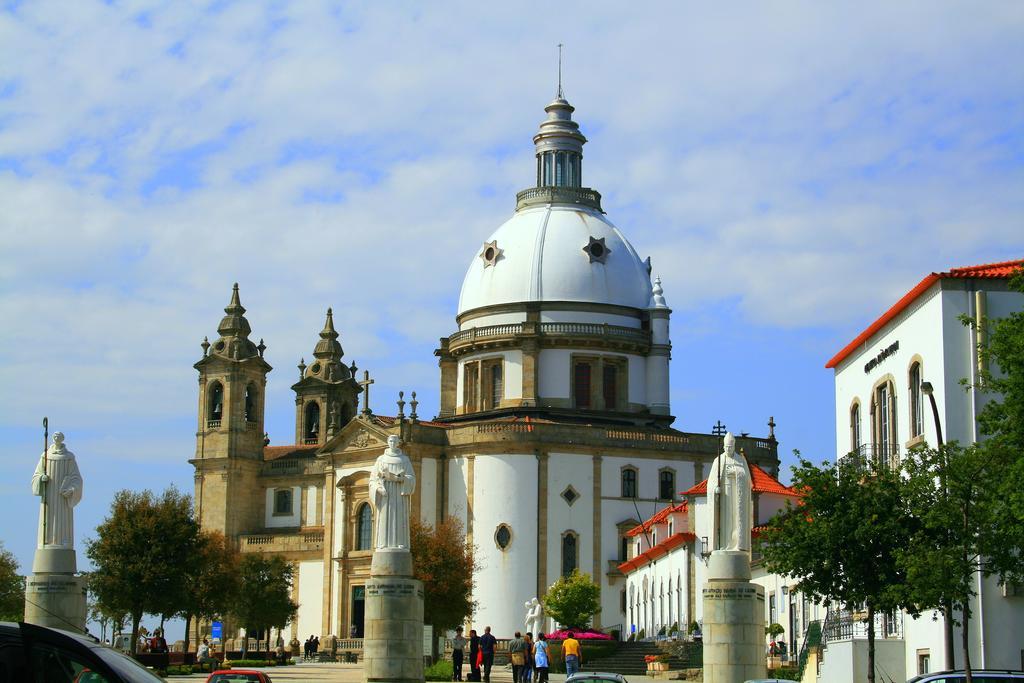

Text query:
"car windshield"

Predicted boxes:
[[90, 646, 165, 682], [208, 675, 265, 682]]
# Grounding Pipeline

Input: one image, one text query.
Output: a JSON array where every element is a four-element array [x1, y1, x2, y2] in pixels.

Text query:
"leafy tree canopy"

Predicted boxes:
[[410, 517, 476, 633], [0, 543, 24, 622], [181, 530, 241, 651], [86, 487, 199, 652], [543, 570, 601, 631], [230, 554, 297, 641]]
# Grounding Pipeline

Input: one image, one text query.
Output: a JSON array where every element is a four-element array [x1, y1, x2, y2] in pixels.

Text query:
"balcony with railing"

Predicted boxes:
[[240, 530, 325, 554], [447, 321, 650, 355], [515, 186, 602, 212], [822, 608, 903, 644], [843, 443, 901, 469]]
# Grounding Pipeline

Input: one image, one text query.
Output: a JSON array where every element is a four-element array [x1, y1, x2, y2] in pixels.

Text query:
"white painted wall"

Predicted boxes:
[[470, 454, 538, 635], [264, 486, 301, 528], [546, 452, 594, 615], [456, 349, 524, 409], [459, 311, 528, 330], [305, 485, 317, 526], [297, 560, 324, 639]]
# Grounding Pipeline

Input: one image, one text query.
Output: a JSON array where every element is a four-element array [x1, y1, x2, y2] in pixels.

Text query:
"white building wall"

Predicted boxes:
[[471, 454, 538, 635], [459, 312, 528, 331], [297, 560, 324, 640], [264, 486, 301, 528], [456, 349, 524, 409], [305, 485, 317, 526], [447, 456, 469, 530], [545, 453, 595, 631], [538, 349, 572, 400]]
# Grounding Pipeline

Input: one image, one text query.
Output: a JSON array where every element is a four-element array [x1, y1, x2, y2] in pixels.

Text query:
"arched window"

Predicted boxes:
[[356, 503, 373, 551], [562, 532, 578, 577], [621, 468, 637, 498], [273, 488, 292, 515], [909, 362, 923, 438], [304, 401, 320, 443], [850, 401, 862, 453], [871, 379, 898, 467], [659, 470, 675, 500], [207, 381, 224, 425], [245, 383, 258, 423]]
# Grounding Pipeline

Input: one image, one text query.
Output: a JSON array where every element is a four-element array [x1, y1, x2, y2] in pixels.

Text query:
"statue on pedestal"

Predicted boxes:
[[708, 432, 752, 553], [524, 598, 544, 636], [31, 432, 83, 550], [369, 435, 416, 550]]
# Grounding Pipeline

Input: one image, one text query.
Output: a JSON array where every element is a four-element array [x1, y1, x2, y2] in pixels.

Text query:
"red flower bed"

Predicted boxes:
[[544, 629, 614, 641]]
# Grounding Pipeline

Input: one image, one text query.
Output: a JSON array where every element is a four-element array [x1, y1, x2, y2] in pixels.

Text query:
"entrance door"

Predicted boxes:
[[351, 586, 365, 638]]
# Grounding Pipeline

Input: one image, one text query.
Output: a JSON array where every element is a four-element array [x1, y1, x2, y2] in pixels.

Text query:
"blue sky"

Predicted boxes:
[[1, 1, 1023, 636]]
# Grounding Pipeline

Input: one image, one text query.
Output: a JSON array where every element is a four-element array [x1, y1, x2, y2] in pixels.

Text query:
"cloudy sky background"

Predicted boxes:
[[2, 1, 1023, 633]]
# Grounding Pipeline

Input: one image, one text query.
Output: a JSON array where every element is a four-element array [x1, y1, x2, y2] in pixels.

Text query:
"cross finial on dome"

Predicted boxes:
[[557, 43, 564, 99]]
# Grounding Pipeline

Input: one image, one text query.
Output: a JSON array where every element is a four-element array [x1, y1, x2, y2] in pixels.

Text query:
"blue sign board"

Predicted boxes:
[[631, 624, 636, 633], [211, 621, 222, 641]]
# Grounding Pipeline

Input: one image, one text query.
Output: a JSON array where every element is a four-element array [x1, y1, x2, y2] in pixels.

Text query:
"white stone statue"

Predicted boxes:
[[707, 432, 752, 552], [31, 432, 83, 549], [524, 597, 544, 636], [369, 435, 416, 550]]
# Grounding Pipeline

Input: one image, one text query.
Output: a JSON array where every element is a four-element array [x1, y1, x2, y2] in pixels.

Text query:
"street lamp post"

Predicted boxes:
[[921, 381, 954, 670]]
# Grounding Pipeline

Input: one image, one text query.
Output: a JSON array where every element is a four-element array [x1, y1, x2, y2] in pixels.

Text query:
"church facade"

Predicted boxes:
[[189, 94, 780, 641]]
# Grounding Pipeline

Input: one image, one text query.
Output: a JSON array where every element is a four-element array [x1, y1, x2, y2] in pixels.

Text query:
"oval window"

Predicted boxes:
[[484, 247, 496, 261], [495, 524, 512, 550], [311, 363, 321, 374], [590, 242, 604, 258]]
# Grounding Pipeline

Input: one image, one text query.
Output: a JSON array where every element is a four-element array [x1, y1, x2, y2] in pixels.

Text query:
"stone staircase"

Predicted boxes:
[[584, 641, 700, 677]]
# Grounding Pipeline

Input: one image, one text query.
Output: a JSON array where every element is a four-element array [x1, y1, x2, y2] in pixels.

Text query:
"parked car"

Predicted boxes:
[[907, 671, 1024, 683], [0, 621, 164, 682], [205, 671, 275, 683], [566, 673, 629, 683]]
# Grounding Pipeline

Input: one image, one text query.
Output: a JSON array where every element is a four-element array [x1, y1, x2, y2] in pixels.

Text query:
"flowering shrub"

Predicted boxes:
[[644, 653, 670, 663], [544, 628, 614, 641]]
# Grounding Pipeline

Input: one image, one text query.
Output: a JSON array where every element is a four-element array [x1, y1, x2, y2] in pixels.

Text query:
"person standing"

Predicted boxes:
[[533, 633, 549, 683], [479, 626, 497, 682], [561, 631, 582, 676], [468, 629, 480, 681], [451, 627, 467, 681], [521, 633, 534, 683], [508, 631, 525, 683]]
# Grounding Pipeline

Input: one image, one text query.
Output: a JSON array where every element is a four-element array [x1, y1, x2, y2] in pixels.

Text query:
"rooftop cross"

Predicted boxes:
[[359, 370, 375, 415], [557, 43, 564, 99], [712, 420, 727, 438], [768, 416, 777, 439]]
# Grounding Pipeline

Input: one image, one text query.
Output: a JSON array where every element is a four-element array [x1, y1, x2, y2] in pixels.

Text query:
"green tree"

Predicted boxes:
[[411, 517, 476, 660], [230, 554, 297, 655], [900, 442, 1022, 683], [181, 530, 241, 653], [86, 487, 199, 653], [0, 543, 25, 622], [542, 570, 601, 631], [759, 455, 913, 683]]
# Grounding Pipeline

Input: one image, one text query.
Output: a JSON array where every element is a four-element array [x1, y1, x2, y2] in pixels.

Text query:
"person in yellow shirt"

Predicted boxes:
[[562, 632, 582, 676]]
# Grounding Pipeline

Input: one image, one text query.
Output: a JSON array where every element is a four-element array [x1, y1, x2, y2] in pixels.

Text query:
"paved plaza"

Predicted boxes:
[[174, 662, 684, 681]]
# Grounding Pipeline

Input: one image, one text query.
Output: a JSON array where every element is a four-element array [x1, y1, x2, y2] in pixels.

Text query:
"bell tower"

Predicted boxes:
[[292, 308, 362, 445], [191, 283, 272, 535]]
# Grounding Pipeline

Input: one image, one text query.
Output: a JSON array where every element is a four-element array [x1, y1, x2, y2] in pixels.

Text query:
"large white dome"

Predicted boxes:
[[457, 204, 654, 315]]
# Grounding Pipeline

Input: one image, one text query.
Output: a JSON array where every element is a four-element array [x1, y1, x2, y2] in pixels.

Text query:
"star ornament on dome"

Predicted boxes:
[[479, 240, 503, 268], [583, 236, 611, 264]]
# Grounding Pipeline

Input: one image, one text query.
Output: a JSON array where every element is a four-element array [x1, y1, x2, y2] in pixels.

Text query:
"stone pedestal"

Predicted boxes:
[[363, 549, 424, 683], [24, 572, 87, 632], [702, 550, 766, 683]]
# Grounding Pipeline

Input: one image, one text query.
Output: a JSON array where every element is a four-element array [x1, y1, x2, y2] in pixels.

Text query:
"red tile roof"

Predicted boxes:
[[682, 463, 799, 498], [826, 258, 1024, 369], [625, 502, 687, 538], [263, 445, 319, 461], [617, 531, 697, 573]]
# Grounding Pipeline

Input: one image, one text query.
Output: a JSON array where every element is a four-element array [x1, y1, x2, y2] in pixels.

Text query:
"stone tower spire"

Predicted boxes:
[[293, 308, 361, 445]]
